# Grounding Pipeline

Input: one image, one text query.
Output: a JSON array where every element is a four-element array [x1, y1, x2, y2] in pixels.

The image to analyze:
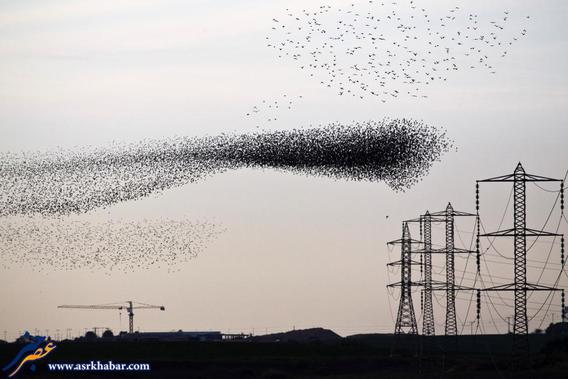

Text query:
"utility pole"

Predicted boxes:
[[387, 222, 421, 334], [477, 163, 564, 360]]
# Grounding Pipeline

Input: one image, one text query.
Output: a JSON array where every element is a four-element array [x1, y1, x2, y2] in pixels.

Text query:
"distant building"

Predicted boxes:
[[118, 330, 223, 342]]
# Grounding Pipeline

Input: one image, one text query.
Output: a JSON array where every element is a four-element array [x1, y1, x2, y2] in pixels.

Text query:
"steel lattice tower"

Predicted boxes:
[[444, 203, 457, 335], [478, 163, 564, 358], [513, 165, 527, 339], [387, 222, 418, 334], [405, 207, 475, 336], [422, 211, 435, 336], [426, 204, 476, 336], [406, 211, 436, 335]]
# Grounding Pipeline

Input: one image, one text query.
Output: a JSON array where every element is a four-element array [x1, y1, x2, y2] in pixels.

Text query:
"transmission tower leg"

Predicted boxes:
[[395, 222, 418, 335], [423, 212, 435, 336], [445, 203, 457, 336], [513, 164, 529, 357]]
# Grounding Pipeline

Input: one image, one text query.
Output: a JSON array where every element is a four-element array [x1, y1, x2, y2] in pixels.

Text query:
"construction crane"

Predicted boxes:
[[58, 301, 165, 333]]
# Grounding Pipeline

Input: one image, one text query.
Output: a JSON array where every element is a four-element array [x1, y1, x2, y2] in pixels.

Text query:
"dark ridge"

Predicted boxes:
[[251, 328, 342, 343]]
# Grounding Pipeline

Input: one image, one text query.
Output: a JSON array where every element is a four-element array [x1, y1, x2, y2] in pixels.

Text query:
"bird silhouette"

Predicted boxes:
[[264, 2, 530, 103], [0, 217, 222, 273]]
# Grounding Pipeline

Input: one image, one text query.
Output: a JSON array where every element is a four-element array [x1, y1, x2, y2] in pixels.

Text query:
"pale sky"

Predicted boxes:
[[0, 0, 567, 340]]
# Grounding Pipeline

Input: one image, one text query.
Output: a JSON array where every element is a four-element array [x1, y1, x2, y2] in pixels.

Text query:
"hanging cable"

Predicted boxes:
[[479, 219, 512, 260], [480, 286, 504, 334], [480, 250, 514, 312], [526, 187, 560, 254], [528, 212, 562, 302]]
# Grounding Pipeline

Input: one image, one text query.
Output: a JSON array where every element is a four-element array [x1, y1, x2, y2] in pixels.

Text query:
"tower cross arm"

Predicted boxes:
[[429, 283, 477, 291], [480, 283, 564, 292], [386, 238, 422, 245], [387, 281, 429, 288], [480, 228, 563, 237], [477, 173, 562, 183], [429, 210, 476, 217], [413, 247, 476, 254], [387, 259, 423, 266]]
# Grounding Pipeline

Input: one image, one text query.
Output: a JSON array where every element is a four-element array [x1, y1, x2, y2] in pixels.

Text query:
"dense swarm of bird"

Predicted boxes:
[[0, 218, 222, 272], [266, 1, 530, 102], [0, 119, 450, 217], [199, 118, 451, 190]]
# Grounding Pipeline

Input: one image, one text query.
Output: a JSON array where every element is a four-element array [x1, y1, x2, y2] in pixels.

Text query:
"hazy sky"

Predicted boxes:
[[1, 0, 567, 340]]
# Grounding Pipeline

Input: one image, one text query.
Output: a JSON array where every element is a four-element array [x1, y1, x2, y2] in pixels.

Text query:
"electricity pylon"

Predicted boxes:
[[477, 163, 564, 358], [408, 205, 476, 336], [387, 222, 422, 334], [405, 211, 436, 336]]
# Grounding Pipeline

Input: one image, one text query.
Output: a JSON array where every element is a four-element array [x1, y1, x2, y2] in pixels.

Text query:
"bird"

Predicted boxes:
[[264, 1, 530, 103]]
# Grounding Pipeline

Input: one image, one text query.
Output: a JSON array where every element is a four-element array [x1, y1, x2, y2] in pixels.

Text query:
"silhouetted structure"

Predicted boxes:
[[388, 222, 421, 334], [427, 204, 476, 336], [405, 211, 436, 335], [422, 211, 435, 336], [58, 301, 165, 333], [409, 205, 476, 336], [119, 331, 224, 342], [478, 163, 564, 359]]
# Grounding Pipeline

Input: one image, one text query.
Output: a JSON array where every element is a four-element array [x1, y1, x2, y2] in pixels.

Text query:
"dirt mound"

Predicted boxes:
[[252, 328, 341, 343]]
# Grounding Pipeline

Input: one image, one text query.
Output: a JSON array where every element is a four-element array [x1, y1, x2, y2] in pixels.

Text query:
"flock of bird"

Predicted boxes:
[[245, 94, 304, 125], [1, 1, 478, 271], [0, 119, 451, 270], [0, 119, 450, 219], [1, 119, 449, 271], [266, 1, 530, 102], [198, 118, 451, 190], [0, 218, 221, 272]]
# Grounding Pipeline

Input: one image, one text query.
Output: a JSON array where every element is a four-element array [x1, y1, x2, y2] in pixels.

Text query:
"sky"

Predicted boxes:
[[0, 0, 567, 340]]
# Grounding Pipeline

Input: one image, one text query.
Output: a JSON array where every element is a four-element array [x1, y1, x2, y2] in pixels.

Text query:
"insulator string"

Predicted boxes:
[[561, 236, 565, 268], [562, 290, 566, 323], [561, 181, 564, 214], [476, 290, 481, 324]]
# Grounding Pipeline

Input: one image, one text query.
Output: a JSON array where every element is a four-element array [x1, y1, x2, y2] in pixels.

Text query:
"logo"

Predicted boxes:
[[2, 332, 56, 377]]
